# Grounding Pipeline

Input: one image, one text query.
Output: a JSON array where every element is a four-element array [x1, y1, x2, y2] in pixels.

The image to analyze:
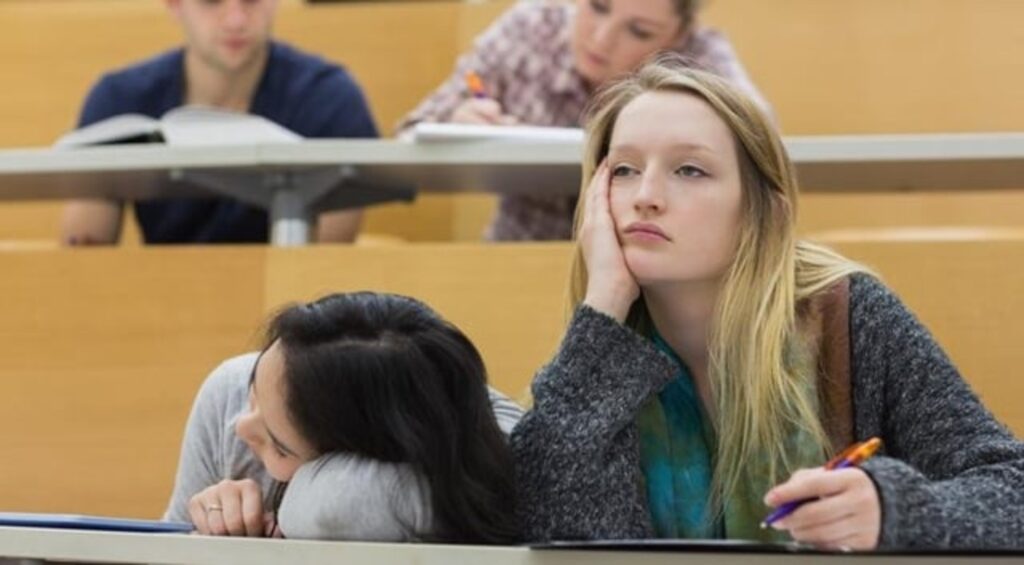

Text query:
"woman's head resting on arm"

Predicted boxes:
[[235, 291, 518, 544], [571, 0, 701, 87]]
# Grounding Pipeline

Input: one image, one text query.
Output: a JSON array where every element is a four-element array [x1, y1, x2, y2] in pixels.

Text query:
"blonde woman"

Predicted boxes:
[[511, 58, 1024, 550]]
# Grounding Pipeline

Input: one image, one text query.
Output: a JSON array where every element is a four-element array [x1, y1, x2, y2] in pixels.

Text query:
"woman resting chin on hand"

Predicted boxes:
[[511, 56, 1024, 551]]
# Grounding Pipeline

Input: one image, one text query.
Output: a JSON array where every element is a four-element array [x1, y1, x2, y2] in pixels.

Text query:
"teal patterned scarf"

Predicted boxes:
[[637, 334, 798, 541]]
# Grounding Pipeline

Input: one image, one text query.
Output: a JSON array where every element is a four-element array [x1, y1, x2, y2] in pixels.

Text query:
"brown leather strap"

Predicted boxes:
[[814, 277, 854, 452]]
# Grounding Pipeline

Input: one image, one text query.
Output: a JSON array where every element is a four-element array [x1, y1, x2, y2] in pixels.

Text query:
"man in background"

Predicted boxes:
[[61, 0, 376, 245]]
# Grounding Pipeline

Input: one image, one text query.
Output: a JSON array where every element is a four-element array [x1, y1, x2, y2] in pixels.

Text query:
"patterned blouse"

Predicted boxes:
[[399, 0, 769, 241]]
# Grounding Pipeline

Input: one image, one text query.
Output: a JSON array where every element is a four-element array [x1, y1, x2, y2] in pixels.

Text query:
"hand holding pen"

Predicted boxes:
[[450, 71, 519, 125], [762, 437, 883, 551]]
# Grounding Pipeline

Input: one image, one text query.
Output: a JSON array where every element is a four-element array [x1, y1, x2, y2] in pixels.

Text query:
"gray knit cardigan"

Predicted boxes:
[[511, 274, 1024, 549]]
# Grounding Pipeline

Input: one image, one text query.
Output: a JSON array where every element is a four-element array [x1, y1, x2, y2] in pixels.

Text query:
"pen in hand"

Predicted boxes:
[[455, 71, 518, 125], [465, 71, 488, 99], [761, 437, 882, 529]]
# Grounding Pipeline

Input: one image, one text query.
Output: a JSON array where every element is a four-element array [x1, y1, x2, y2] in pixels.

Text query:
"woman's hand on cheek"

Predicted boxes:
[[581, 160, 639, 323], [188, 479, 266, 537], [764, 467, 881, 551]]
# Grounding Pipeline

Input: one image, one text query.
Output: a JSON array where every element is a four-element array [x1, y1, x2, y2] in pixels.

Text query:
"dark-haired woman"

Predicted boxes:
[[163, 292, 521, 543]]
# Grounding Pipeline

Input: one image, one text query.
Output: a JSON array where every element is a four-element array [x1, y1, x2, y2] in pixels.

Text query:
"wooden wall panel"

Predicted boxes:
[[828, 235, 1024, 435], [262, 243, 571, 400], [702, 0, 1024, 135], [0, 247, 266, 517]]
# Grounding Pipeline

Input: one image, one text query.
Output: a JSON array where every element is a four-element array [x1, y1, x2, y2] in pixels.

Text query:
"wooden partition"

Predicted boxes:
[[263, 243, 570, 403], [0, 248, 266, 517], [0, 238, 1022, 517]]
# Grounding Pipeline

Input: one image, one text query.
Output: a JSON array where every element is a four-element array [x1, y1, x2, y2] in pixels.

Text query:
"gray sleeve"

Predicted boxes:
[[850, 274, 1024, 549], [163, 354, 257, 523], [273, 386, 520, 540], [511, 306, 676, 541], [488, 386, 524, 435], [277, 454, 431, 541]]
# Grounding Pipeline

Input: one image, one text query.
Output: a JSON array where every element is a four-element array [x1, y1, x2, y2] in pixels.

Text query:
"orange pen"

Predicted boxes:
[[464, 71, 488, 99]]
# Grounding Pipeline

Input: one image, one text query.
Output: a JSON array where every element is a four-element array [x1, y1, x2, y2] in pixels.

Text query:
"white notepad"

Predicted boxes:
[[404, 122, 584, 144]]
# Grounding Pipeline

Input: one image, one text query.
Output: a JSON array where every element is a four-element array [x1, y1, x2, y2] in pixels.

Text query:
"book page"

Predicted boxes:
[[160, 105, 302, 146], [405, 122, 584, 144], [54, 114, 162, 148]]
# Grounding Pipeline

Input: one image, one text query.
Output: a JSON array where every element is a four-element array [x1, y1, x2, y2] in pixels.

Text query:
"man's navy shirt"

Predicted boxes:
[[78, 41, 379, 244]]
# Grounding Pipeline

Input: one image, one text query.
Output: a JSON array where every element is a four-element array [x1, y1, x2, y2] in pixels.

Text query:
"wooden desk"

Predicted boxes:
[[787, 133, 1024, 191], [0, 527, 1017, 565], [3, 133, 1024, 245], [0, 140, 582, 246]]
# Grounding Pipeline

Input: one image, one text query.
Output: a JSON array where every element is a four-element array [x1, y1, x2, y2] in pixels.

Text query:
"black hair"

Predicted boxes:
[[264, 291, 518, 544]]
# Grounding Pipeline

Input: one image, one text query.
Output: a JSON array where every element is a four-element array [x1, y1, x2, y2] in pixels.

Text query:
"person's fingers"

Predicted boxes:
[[203, 497, 228, 536], [187, 496, 210, 535], [776, 489, 857, 533], [765, 467, 845, 507], [469, 98, 503, 118], [187, 480, 272, 537], [587, 160, 610, 221], [594, 160, 612, 210], [263, 512, 278, 538], [218, 487, 248, 536], [239, 479, 265, 537], [770, 468, 880, 551], [829, 531, 875, 552], [788, 515, 859, 548], [453, 98, 505, 124], [582, 161, 610, 247]]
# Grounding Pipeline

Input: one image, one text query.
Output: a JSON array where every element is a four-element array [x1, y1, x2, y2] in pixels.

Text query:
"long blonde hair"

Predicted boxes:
[[568, 56, 866, 512]]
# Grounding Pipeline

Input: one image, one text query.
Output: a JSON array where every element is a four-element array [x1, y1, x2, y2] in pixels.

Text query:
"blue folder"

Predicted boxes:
[[0, 512, 193, 533]]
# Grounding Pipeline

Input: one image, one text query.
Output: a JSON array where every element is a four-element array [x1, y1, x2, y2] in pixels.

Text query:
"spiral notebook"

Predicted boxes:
[[0, 512, 193, 533]]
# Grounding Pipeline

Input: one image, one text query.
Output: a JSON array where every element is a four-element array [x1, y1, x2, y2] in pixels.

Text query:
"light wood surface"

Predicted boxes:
[[0, 527, 1016, 565], [263, 244, 571, 403], [826, 234, 1024, 435], [0, 248, 266, 517]]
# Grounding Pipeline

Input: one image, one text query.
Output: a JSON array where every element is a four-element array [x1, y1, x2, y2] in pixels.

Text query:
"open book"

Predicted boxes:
[[402, 122, 584, 144], [55, 105, 302, 148]]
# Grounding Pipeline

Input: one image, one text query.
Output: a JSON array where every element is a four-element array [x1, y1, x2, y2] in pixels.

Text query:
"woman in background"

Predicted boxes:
[[400, 0, 767, 241], [166, 291, 521, 543]]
